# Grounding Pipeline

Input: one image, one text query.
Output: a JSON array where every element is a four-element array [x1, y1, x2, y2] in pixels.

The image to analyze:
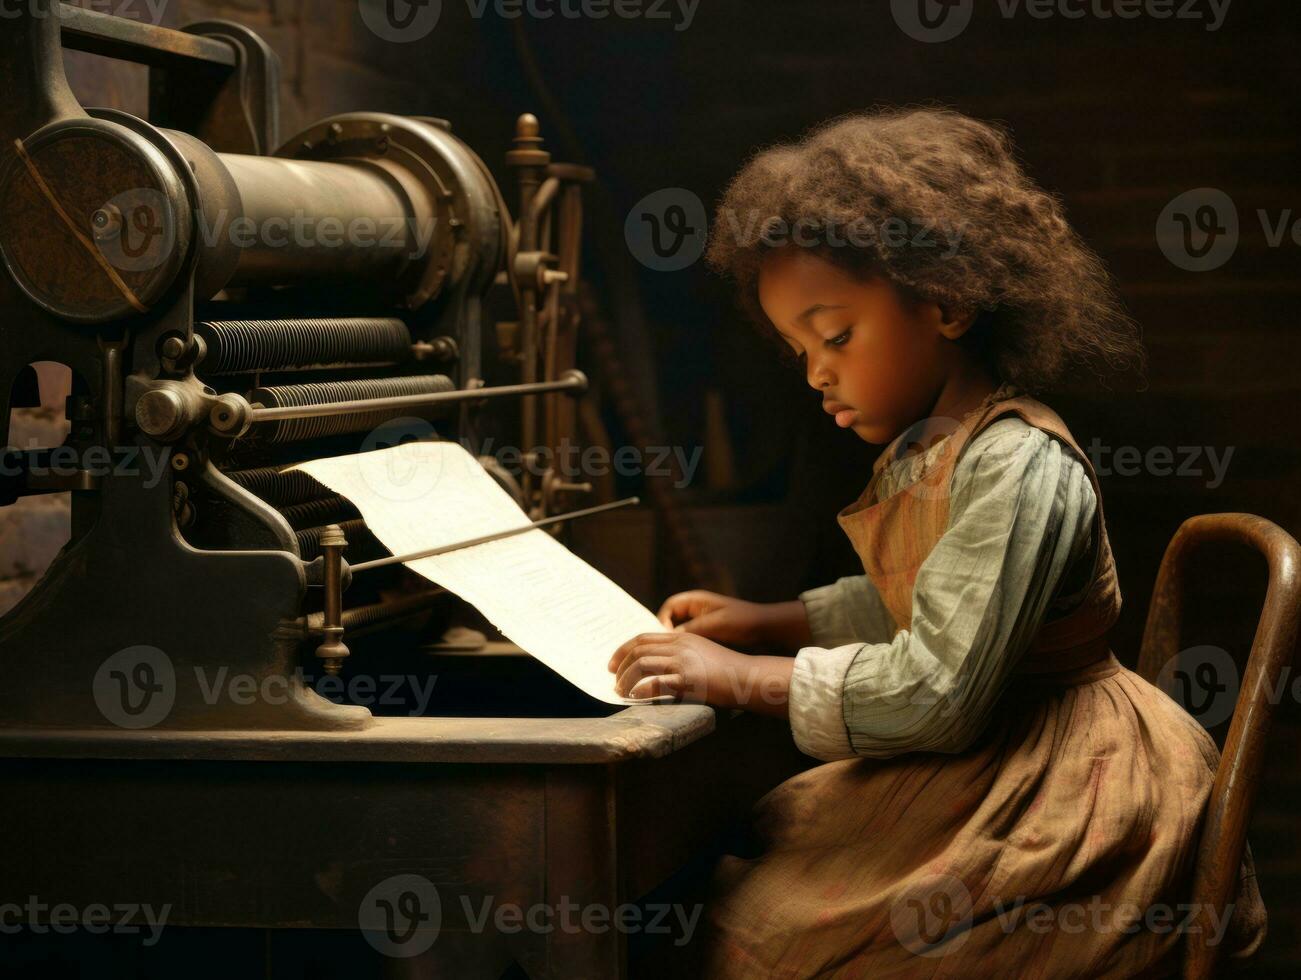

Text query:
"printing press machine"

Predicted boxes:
[[0, 4, 809, 976]]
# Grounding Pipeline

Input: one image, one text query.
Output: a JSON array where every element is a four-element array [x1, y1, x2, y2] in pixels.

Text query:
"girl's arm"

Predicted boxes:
[[655, 592, 814, 651], [610, 419, 1097, 754], [792, 419, 1097, 761], [799, 575, 897, 648]]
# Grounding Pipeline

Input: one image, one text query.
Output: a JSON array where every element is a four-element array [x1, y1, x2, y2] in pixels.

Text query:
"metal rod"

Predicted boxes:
[[59, 4, 239, 69], [350, 496, 639, 573], [248, 369, 587, 423], [301, 589, 449, 636], [315, 525, 351, 675]]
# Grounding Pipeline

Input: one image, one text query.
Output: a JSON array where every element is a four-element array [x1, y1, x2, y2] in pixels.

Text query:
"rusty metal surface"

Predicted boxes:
[[59, 3, 238, 68], [0, 116, 194, 322]]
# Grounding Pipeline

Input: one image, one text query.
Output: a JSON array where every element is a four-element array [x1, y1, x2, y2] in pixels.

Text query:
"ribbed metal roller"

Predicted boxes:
[[249, 374, 456, 443], [279, 496, 361, 531], [296, 518, 372, 562], [223, 466, 331, 505], [196, 318, 413, 375]]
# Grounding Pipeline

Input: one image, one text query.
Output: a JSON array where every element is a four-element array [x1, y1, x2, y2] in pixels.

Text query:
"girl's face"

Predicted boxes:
[[757, 247, 974, 445]]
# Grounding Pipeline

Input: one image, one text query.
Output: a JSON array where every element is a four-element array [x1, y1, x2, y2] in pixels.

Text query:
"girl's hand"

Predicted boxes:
[[656, 591, 814, 651], [608, 632, 794, 716]]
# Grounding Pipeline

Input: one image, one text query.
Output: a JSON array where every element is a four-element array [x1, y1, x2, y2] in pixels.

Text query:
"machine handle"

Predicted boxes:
[[58, 4, 237, 69]]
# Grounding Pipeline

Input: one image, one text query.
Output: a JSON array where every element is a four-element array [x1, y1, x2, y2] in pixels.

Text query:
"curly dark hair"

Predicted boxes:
[[705, 106, 1144, 390]]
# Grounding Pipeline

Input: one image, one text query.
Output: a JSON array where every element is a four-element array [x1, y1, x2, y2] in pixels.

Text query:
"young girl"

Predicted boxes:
[[608, 108, 1264, 977]]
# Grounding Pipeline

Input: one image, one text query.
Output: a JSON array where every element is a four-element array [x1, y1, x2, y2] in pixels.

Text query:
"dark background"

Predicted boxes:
[[17, 0, 1301, 973]]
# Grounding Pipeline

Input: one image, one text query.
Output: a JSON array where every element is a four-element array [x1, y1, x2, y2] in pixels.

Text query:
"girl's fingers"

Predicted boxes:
[[628, 673, 684, 701], [615, 654, 674, 695], [608, 632, 678, 673], [676, 608, 728, 637], [655, 590, 722, 628]]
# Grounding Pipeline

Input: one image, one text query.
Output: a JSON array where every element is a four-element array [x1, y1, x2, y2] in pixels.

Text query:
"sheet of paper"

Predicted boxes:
[[292, 441, 668, 704]]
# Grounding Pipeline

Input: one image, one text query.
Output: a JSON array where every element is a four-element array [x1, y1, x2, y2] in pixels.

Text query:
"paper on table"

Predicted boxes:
[[291, 441, 668, 704]]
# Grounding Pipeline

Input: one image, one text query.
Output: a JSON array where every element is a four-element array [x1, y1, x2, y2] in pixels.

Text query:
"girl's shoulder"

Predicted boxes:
[[952, 415, 1098, 521]]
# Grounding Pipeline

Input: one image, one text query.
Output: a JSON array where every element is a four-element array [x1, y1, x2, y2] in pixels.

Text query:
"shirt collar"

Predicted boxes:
[[871, 382, 1019, 475]]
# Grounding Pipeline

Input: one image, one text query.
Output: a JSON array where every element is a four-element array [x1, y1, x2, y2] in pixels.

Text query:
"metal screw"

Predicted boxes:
[[160, 336, 186, 361], [91, 205, 121, 241]]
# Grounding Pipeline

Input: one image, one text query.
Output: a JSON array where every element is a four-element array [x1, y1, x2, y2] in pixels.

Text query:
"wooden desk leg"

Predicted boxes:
[[526, 766, 623, 980]]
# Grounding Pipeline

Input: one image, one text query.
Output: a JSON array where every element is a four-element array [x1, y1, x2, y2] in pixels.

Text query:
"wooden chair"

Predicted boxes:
[[1137, 514, 1301, 980]]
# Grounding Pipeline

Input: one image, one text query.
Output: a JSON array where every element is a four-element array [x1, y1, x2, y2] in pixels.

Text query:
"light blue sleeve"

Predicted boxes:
[[799, 575, 895, 648], [787, 419, 1096, 761]]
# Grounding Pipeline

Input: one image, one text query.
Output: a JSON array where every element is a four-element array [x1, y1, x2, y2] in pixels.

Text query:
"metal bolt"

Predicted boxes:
[[91, 205, 121, 241], [160, 336, 186, 361]]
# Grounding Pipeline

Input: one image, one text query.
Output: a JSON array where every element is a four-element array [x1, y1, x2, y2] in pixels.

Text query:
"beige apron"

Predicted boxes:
[[705, 390, 1265, 979]]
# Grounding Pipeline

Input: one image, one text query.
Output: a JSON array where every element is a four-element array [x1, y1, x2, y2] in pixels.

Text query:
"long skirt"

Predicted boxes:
[[704, 656, 1266, 979]]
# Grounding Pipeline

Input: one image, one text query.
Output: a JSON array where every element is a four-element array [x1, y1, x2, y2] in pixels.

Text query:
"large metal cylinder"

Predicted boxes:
[[0, 110, 498, 322], [217, 154, 431, 286]]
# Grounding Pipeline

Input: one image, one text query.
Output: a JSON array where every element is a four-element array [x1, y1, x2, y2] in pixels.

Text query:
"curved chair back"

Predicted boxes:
[[1137, 514, 1301, 980]]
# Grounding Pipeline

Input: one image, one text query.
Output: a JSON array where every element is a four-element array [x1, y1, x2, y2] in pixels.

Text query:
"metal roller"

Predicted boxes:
[[196, 317, 413, 375], [296, 518, 371, 562], [223, 466, 332, 505], [249, 373, 455, 443], [279, 496, 360, 530]]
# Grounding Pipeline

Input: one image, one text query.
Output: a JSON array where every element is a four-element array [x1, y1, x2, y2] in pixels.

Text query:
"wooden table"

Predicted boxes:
[[0, 659, 811, 978]]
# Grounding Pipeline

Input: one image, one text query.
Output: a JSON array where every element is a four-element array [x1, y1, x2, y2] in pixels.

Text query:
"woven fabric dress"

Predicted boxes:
[[704, 390, 1265, 978]]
